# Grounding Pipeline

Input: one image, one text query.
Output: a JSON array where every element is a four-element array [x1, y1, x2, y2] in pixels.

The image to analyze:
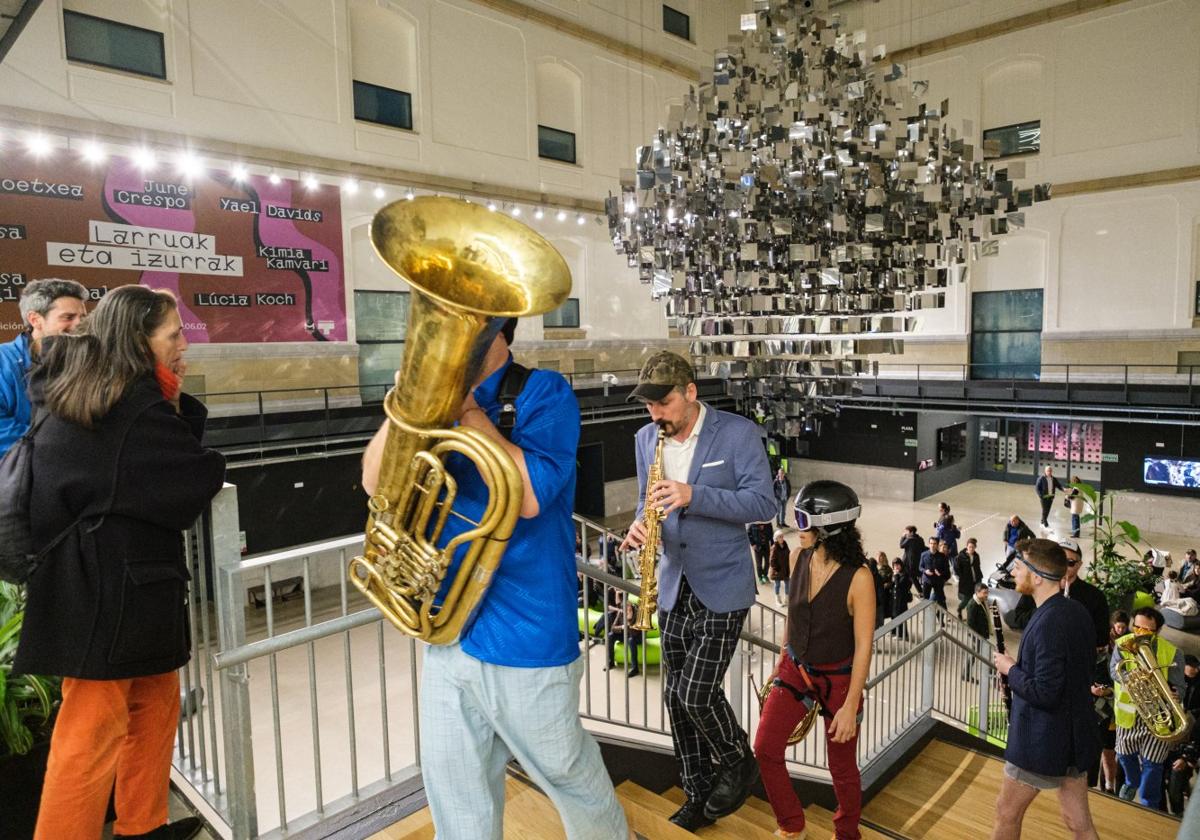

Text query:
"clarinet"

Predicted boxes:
[[990, 601, 1013, 715]]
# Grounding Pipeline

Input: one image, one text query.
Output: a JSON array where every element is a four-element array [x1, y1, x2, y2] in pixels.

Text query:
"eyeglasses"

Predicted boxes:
[[1065, 559, 1079, 567]]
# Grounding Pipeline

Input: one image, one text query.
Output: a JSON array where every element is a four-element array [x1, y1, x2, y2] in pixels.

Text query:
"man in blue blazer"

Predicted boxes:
[[621, 351, 775, 830], [992, 538, 1100, 840]]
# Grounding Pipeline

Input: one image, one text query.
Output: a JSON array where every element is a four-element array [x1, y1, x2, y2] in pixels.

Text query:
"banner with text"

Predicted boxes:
[[0, 156, 346, 342]]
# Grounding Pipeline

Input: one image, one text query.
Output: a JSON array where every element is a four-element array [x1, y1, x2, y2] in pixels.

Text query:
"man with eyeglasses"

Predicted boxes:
[[1110, 607, 1186, 808], [991, 538, 1100, 840]]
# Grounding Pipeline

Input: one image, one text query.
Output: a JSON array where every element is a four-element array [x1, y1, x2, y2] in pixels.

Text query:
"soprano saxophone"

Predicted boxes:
[[633, 429, 667, 631]]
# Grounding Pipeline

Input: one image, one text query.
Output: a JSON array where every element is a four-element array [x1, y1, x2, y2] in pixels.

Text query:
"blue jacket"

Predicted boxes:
[[1005, 593, 1101, 776], [0, 333, 32, 455], [635, 403, 775, 614]]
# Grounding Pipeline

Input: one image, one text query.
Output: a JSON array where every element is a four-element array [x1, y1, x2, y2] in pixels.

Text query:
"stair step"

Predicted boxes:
[[616, 781, 776, 839], [376, 806, 434, 840], [664, 788, 781, 834], [616, 781, 708, 840]]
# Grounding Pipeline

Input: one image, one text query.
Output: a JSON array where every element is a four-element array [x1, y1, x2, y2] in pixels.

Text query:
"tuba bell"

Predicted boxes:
[[348, 197, 571, 644], [1115, 633, 1194, 745]]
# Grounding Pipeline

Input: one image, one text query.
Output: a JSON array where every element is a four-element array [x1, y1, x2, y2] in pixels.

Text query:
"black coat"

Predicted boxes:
[[1005, 594, 1101, 777], [1064, 576, 1110, 650], [899, 534, 924, 583], [14, 375, 225, 680]]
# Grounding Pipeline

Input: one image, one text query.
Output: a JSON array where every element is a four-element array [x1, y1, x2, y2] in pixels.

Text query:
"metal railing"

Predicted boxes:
[[173, 501, 1008, 838], [571, 516, 1009, 782]]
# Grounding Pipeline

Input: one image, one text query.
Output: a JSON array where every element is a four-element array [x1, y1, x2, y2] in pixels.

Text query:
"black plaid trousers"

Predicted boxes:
[[660, 577, 751, 802]]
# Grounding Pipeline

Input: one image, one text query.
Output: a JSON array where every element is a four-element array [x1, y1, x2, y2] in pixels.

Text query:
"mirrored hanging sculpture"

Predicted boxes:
[[606, 0, 1050, 439]]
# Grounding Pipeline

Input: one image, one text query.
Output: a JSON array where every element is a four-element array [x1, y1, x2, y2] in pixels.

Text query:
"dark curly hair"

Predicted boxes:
[[819, 525, 867, 567]]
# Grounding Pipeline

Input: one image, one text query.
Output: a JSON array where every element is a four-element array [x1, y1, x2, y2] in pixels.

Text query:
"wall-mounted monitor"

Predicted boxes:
[[937, 423, 968, 466], [1143, 457, 1200, 489]]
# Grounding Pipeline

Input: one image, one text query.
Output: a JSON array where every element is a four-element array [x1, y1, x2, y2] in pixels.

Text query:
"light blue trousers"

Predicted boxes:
[[419, 643, 628, 840]]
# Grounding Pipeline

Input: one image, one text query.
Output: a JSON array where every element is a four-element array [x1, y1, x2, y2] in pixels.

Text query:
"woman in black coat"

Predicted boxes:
[[15, 286, 225, 840]]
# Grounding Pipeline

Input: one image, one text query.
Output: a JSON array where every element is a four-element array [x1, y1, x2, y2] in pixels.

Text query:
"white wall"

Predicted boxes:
[[0, 0, 744, 346], [838, 0, 1200, 341]]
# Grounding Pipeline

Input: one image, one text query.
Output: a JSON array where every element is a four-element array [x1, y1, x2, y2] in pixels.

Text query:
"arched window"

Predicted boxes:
[[349, 0, 418, 131]]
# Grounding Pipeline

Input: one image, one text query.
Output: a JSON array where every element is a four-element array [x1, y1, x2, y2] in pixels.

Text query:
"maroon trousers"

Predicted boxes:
[[753, 654, 863, 840]]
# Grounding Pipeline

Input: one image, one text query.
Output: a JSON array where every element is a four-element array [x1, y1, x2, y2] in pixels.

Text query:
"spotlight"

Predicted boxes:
[[487, 200, 497, 212], [556, 210, 567, 222], [268, 172, 282, 185], [303, 175, 319, 191], [80, 141, 106, 164], [576, 214, 586, 225], [132, 147, 157, 170], [510, 205, 521, 217], [405, 188, 415, 200], [26, 133, 52, 157], [343, 178, 359, 194], [373, 186, 385, 199], [175, 152, 203, 178], [231, 164, 248, 181], [534, 207, 544, 220]]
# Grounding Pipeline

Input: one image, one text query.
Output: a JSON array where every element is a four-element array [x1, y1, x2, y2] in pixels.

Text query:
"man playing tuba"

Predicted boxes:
[[620, 351, 776, 831], [362, 318, 628, 840], [1110, 606, 1187, 809]]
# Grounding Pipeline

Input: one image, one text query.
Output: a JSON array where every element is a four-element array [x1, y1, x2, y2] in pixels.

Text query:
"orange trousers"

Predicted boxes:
[[35, 671, 180, 840]]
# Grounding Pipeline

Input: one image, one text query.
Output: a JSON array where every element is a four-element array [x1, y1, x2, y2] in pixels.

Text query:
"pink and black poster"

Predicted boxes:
[[0, 154, 346, 342]]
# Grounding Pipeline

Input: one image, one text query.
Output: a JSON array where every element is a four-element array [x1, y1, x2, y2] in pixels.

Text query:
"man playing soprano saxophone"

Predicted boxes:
[[621, 351, 776, 831]]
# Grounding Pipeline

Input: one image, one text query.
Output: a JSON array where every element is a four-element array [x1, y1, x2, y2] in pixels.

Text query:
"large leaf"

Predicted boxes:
[[1071, 480, 1099, 505], [1115, 520, 1141, 544]]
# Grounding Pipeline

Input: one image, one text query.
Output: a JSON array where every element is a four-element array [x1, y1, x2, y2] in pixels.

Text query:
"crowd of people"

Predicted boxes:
[[6, 279, 1193, 839]]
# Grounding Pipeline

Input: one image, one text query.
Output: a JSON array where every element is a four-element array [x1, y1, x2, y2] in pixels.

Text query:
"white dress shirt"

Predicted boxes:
[[661, 402, 707, 483]]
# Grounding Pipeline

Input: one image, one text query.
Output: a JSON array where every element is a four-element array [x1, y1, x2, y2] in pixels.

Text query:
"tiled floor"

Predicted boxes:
[[168, 477, 1198, 835]]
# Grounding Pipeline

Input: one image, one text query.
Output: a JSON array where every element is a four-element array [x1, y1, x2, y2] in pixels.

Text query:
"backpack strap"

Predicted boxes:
[[496, 362, 532, 442]]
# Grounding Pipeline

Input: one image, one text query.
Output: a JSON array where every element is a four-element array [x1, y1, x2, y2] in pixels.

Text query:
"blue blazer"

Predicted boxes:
[[1004, 593, 1101, 777], [634, 403, 775, 614]]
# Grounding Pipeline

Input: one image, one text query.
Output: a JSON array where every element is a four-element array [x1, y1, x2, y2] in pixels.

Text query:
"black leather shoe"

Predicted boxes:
[[627, 664, 641, 678], [703, 752, 760, 819], [115, 817, 203, 840], [668, 798, 715, 831]]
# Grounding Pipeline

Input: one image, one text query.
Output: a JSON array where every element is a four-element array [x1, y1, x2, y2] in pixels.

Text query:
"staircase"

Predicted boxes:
[[375, 739, 1181, 840], [864, 739, 1180, 839], [374, 771, 895, 839]]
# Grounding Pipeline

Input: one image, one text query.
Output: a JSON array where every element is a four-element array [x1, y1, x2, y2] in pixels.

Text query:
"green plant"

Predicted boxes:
[[1071, 481, 1155, 611], [0, 582, 60, 757]]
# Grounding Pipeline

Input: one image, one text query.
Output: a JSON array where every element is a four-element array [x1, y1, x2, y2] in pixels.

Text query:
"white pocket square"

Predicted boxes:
[[701, 460, 725, 468]]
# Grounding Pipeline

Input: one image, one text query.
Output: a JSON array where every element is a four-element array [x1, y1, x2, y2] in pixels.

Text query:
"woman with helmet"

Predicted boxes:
[[753, 480, 876, 840]]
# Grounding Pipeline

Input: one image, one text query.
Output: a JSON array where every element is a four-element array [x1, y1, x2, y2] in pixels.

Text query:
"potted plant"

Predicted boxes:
[[1070, 481, 1155, 611], [0, 581, 61, 838]]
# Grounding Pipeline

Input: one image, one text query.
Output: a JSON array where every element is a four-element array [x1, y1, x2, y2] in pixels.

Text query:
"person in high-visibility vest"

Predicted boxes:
[[1110, 606, 1186, 809]]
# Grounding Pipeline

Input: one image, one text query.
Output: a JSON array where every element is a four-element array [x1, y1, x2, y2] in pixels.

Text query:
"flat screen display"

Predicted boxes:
[[1143, 457, 1200, 488]]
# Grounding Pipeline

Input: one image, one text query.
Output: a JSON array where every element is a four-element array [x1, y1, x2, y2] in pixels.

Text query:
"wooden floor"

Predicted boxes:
[[864, 739, 1181, 839], [373, 740, 1180, 839]]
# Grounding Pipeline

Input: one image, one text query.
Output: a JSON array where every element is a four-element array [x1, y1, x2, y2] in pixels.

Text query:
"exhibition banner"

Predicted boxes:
[[0, 155, 346, 342]]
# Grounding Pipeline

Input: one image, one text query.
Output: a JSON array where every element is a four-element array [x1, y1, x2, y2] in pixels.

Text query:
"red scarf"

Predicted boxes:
[[154, 362, 182, 402]]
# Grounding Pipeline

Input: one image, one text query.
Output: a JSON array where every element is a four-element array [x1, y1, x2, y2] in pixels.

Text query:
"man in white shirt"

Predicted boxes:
[[622, 351, 776, 830]]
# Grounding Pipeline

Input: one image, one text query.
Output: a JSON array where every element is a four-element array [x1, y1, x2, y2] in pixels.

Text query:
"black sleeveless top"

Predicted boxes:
[[787, 548, 857, 665]]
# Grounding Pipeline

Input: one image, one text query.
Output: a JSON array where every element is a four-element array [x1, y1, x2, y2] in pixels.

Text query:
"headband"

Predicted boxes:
[[1019, 556, 1064, 582]]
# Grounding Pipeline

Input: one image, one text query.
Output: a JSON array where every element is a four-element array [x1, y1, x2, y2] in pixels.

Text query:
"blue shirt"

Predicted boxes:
[[0, 333, 32, 456], [436, 354, 581, 667]]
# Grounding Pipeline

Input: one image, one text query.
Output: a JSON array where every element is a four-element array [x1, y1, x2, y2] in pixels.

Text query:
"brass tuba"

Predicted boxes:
[[1115, 633, 1194, 745], [348, 197, 571, 644]]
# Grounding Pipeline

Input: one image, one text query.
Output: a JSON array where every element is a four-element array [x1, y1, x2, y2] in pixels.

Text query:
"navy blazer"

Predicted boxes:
[[1004, 593, 1101, 777], [634, 403, 775, 613]]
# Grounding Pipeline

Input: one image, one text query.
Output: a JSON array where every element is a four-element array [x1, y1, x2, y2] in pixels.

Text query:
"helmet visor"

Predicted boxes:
[[792, 505, 862, 532]]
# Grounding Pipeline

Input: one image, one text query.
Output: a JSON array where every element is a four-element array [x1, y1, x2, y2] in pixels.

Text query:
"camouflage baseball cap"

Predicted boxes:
[[627, 351, 695, 402]]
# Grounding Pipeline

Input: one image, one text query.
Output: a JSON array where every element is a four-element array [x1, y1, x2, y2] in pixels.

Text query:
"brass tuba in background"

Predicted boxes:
[[348, 197, 571, 644], [1116, 633, 1194, 745]]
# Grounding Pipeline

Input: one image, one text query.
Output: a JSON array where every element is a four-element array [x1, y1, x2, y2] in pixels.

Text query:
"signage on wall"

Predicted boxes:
[[904, 437, 919, 448], [0, 156, 346, 343], [1100, 452, 1119, 463]]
